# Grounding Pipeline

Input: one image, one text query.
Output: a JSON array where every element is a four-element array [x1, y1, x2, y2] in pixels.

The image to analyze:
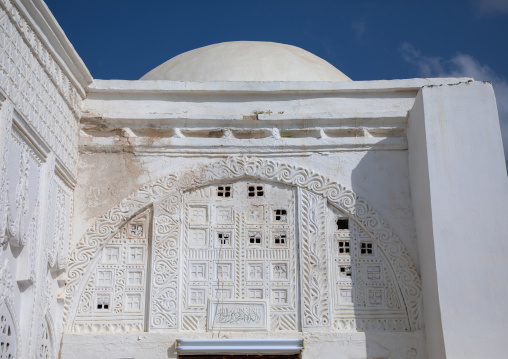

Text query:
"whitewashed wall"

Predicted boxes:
[[0, 0, 90, 357]]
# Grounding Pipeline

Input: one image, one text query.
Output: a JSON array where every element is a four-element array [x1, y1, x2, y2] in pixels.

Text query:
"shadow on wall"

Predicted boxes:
[[348, 140, 423, 359]]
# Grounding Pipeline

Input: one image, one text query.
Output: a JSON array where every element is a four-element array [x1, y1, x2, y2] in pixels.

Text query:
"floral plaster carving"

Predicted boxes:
[[65, 156, 422, 331]]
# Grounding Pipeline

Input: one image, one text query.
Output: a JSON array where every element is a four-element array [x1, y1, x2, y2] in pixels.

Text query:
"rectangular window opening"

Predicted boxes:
[[217, 185, 232, 198], [275, 209, 287, 221], [336, 218, 349, 230], [274, 233, 287, 245], [338, 240, 350, 254], [340, 266, 352, 277], [360, 242, 373, 255], [249, 232, 261, 244], [218, 233, 231, 245], [248, 185, 264, 197], [97, 296, 110, 310]]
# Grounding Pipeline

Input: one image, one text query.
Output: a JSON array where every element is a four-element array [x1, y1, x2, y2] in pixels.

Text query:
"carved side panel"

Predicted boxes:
[[0, 303, 16, 359], [36, 317, 53, 359], [150, 194, 181, 329], [45, 175, 73, 272], [0, 1, 81, 175], [72, 210, 151, 333], [328, 205, 410, 331], [4, 127, 43, 248], [298, 188, 330, 329]]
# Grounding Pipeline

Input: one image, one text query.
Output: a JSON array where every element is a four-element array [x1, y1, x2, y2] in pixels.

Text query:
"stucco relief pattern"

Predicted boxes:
[[65, 156, 422, 331], [0, 0, 81, 175], [0, 264, 21, 358], [151, 199, 181, 329], [46, 175, 73, 272], [5, 127, 42, 247], [299, 188, 330, 329]]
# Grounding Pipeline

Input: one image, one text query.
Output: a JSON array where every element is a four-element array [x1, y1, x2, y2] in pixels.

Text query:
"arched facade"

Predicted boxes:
[[64, 156, 422, 333]]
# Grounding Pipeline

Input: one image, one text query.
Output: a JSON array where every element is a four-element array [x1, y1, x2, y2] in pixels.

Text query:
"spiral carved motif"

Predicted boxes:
[[64, 156, 422, 331]]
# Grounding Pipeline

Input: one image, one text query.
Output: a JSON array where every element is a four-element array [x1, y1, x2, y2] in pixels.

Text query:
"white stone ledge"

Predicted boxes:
[[176, 338, 303, 355], [258, 110, 408, 121], [79, 137, 408, 154], [83, 111, 407, 123], [88, 77, 473, 94]]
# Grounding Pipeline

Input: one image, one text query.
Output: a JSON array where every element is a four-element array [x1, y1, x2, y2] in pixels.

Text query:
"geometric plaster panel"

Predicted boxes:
[[65, 156, 422, 332], [0, 0, 81, 175], [180, 181, 298, 332], [72, 210, 151, 333]]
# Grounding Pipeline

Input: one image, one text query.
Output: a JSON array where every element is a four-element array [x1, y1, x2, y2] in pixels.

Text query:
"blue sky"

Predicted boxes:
[[46, 0, 508, 170]]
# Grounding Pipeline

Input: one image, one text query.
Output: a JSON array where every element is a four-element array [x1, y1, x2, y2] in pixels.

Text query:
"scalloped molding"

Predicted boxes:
[[64, 156, 422, 331]]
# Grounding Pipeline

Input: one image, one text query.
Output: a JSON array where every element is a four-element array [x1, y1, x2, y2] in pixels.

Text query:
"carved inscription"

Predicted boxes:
[[208, 301, 268, 331]]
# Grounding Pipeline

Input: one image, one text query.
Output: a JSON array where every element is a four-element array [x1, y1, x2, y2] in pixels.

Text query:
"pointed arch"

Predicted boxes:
[[64, 156, 422, 331]]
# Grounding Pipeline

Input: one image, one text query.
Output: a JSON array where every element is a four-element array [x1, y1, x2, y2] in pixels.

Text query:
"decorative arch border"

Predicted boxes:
[[64, 156, 422, 331]]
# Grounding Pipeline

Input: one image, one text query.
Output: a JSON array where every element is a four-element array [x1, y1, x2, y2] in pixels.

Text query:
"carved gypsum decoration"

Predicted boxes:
[[0, 101, 13, 247], [151, 205, 180, 329], [64, 156, 422, 330], [5, 127, 43, 247], [0, 263, 21, 358], [73, 210, 151, 332], [0, 1, 81, 174], [46, 175, 72, 272], [298, 189, 330, 328]]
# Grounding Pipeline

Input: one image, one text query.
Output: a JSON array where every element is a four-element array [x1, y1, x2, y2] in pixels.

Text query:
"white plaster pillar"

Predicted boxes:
[[407, 82, 508, 358]]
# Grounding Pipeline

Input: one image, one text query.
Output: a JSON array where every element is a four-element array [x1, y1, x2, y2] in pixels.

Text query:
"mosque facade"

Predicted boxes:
[[1, 1, 507, 358]]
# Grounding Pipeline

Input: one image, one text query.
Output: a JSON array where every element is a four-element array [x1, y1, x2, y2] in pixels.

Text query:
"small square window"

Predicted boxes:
[[97, 295, 110, 310], [274, 209, 287, 221], [360, 242, 374, 255], [336, 218, 349, 230], [218, 232, 230, 245], [339, 266, 352, 277], [130, 223, 143, 237], [274, 233, 287, 245], [248, 185, 264, 197], [217, 185, 232, 198], [249, 232, 262, 244], [338, 240, 350, 254]]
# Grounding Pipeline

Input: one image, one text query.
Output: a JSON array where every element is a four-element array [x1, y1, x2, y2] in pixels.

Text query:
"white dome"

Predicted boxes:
[[140, 41, 351, 82]]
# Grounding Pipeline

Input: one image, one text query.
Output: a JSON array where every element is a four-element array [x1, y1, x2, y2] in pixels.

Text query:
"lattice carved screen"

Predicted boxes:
[[71, 180, 411, 333]]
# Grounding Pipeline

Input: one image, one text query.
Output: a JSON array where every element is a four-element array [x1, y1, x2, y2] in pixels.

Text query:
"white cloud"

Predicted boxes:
[[400, 43, 508, 170], [474, 0, 508, 14]]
